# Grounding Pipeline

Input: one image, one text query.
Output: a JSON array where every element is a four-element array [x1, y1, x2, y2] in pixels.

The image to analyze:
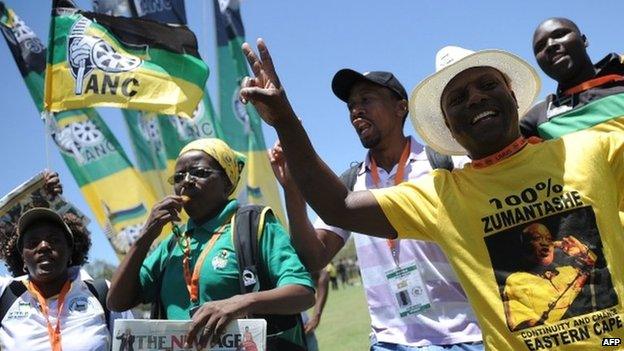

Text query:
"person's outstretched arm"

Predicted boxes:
[[269, 141, 345, 271], [240, 39, 395, 238]]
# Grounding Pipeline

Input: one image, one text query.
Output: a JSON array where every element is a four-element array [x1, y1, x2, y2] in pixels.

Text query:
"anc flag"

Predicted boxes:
[[537, 92, 624, 139], [0, 2, 159, 257], [213, 0, 285, 222], [122, 96, 223, 198], [44, 0, 207, 118], [89, 0, 224, 198]]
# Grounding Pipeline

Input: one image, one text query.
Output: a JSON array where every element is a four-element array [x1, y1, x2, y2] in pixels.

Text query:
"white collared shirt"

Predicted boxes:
[[0, 267, 133, 351], [315, 136, 482, 347]]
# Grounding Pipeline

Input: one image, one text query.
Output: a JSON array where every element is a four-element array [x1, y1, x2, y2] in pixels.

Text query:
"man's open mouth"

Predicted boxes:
[[353, 118, 373, 137]]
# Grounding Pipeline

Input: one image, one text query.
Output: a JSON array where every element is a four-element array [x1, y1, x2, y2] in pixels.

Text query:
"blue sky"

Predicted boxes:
[[0, 0, 621, 267]]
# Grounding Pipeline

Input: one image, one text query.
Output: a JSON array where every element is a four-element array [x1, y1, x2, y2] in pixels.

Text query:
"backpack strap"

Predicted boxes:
[[425, 145, 454, 171], [84, 278, 111, 331], [0, 280, 27, 325], [232, 204, 268, 294], [338, 162, 362, 191], [232, 205, 302, 342], [150, 236, 178, 319]]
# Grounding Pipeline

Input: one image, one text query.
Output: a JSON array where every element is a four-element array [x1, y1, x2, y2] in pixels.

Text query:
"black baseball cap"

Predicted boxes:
[[331, 69, 408, 103], [17, 208, 74, 251]]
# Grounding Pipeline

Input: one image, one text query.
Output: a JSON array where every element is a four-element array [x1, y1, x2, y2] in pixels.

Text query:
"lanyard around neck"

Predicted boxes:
[[472, 136, 542, 169], [27, 280, 72, 351], [563, 74, 624, 96], [369, 139, 411, 267], [181, 222, 229, 303]]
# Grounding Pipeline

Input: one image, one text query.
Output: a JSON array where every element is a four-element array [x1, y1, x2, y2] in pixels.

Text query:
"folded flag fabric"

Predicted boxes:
[[0, 1, 160, 257], [44, 0, 208, 118], [213, 0, 286, 223]]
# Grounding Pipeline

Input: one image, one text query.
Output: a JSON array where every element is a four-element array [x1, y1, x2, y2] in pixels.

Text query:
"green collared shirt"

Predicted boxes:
[[140, 199, 313, 319]]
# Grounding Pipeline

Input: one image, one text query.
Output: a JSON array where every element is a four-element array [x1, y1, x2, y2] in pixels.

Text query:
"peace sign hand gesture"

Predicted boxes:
[[240, 38, 296, 127]]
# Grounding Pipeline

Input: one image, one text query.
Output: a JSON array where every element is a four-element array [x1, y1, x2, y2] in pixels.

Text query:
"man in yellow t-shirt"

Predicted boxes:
[[240, 40, 624, 350]]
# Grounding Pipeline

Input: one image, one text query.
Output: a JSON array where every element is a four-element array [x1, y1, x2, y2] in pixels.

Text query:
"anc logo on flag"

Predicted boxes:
[[67, 16, 142, 96], [45, 0, 208, 118]]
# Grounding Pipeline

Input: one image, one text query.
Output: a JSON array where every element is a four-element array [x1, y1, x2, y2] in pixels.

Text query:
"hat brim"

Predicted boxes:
[[409, 50, 541, 156], [332, 69, 370, 102], [17, 208, 74, 250]]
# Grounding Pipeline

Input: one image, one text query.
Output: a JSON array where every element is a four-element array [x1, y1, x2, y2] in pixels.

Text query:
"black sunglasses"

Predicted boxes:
[[167, 167, 221, 185]]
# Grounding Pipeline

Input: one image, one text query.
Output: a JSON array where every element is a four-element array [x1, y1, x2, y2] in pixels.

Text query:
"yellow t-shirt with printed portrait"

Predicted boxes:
[[371, 131, 624, 351]]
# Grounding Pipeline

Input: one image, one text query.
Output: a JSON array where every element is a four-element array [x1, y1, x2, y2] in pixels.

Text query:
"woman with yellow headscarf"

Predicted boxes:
[[108, 138, 315, 350]]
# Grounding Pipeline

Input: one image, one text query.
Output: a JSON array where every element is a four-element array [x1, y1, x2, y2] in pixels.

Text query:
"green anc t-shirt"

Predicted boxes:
[[139, 199, 313, 347], [371, 131, 624, 351]]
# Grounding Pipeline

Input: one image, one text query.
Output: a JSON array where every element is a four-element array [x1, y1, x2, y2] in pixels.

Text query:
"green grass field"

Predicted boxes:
[[311, 282, 371, 351]]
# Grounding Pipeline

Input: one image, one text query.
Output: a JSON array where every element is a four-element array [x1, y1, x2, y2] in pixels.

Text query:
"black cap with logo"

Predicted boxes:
[[331, 69, 408, 103]]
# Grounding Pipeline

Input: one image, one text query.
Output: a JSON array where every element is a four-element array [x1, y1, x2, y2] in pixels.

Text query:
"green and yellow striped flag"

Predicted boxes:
[[91, 0, 226, 199], [122, 96, 224, 199], [537, 92, 624, 139], [1, 2, 159, 257], [44, 0, 208, 118], [213, 0, 285, 222]]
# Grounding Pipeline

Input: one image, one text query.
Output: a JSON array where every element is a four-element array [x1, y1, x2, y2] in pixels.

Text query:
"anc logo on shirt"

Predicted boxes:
[[68, 296, 92, 313], [212, 249, 230, 270]]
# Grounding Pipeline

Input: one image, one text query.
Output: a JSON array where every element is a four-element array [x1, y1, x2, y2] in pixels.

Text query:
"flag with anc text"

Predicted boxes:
[[213, 0, 285, 222], [89, 0, 224, 198], [0, 1, 159, 257], [44, 0, 207, 118]]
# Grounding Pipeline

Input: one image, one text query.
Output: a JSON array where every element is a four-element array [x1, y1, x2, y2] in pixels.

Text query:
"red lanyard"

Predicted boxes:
[[181, 223, 228, 303], [370, 139, 411, 267], [27, 280, 72, 351], [563, 74, 624, 96], [472, 136, 542, 169]]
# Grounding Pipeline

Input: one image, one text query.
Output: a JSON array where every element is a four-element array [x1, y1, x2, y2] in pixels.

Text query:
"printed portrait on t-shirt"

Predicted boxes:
[[484, 206, 618, 332]]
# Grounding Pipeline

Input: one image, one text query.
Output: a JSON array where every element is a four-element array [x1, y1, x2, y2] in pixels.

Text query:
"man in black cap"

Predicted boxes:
[[521, 17, 624, 139], [269, 69, 482, 350]]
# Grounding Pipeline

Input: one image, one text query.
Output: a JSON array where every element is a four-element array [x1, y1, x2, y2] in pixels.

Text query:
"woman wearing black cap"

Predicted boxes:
[[0, 207, 131, 351]]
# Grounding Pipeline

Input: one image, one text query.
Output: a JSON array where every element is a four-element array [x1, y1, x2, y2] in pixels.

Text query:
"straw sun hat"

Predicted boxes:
[[409, 46, 541, 155]]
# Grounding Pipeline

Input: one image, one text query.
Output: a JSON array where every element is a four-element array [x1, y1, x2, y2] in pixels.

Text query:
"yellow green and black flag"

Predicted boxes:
[[44, 0, 208, 118], [213, 0, 285, 222], [1, 1, 159, 257], [90, 0, 224, 199]]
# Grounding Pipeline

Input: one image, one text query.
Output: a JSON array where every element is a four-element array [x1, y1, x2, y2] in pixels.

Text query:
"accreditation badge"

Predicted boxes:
[[385, 261, 431, 317]]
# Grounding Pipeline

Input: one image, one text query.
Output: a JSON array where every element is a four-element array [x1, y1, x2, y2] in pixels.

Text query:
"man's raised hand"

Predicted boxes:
[[240, 38, 296, 127]]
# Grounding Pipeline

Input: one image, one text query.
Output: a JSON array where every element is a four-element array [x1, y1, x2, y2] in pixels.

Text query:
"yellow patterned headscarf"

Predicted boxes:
[[179, 138, 246, 192]]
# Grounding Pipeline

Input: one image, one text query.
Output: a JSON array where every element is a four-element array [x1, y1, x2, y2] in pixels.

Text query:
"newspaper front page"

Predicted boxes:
[[112, 319, 267, 351]]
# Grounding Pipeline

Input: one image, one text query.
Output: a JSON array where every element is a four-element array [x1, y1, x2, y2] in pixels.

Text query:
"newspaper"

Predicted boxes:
[[0, 172, 89, 228], [112, 319, 267, 351]]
